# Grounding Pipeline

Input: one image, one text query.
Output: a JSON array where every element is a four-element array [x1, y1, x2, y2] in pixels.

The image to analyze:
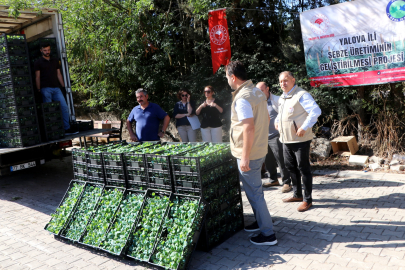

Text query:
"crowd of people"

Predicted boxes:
[[126, 61, 321, 247]]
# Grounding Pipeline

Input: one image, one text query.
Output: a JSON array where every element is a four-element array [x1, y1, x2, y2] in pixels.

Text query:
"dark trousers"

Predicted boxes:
[[264, 135, 291, 185], [283, 140, 312, 203]]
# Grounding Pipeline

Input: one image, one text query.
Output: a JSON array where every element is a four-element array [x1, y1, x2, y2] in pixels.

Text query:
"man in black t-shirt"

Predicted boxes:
[[34, 43, 77, 135]]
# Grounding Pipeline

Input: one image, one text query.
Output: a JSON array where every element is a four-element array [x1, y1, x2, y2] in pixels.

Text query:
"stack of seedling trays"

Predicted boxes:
[[0, 34, 41, 148], [72, 142, 125, 184], [171, 143, 244, 251], [103, 143, 155, 188], [37, 102, 65, 142], [144, 143, 205, 191], [45, 182, 206, 270]]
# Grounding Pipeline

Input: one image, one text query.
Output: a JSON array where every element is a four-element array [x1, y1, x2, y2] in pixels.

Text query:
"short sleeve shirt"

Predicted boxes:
[[127, 102, 168, 142], [34, 57, 61, 88]]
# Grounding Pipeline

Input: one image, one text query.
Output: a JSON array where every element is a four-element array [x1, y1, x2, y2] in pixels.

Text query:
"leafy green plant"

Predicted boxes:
[[100, 192, 145, 254], [172, 143, 231, 172], [128, 193, 170, 260], [151, 197, 204, 270], [62, 185, 103, 241], [81, 188, 124, 247], [46, 182, 84, 234]]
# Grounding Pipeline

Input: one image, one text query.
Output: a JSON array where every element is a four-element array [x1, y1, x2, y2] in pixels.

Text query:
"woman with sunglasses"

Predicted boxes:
[[196, 85, 224, 142], [173, 89, 197, 142]]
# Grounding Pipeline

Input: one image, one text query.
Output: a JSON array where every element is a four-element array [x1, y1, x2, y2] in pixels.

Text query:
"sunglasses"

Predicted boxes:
[[204, 91, 211, 93], [181, 94, 188, 97]]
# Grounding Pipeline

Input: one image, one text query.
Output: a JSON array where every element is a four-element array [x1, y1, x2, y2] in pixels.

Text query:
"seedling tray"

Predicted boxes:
[[149, 194, 206, 270], [0, 134, 40, 148], [0, 65, 30, 76], [0, 84, 33, 97], [173, 160, 237, 198], [60, 183, 105, 243], [41, 101, 61, 113], [126, 166, 149, 190], [87, 164, 105, 178], [105, 166, 126, 181], [72, 148, 87, 163], [43, 112, 62, 123], [78, 186, 126, 249], [73, 172, 88, 182], [171, 143, 232, 174], [73, 161, 87, 175], [125, 189, 172, 262], [44, 129, 65, 141], [198, 199, 244, 252], [0, 125, 39, 138], [44, 121, 63, 132], [148, 169, 173, 192], [44, 180, 86, 236], [99, 189, 146, 256], [87, 175, 106, 185]]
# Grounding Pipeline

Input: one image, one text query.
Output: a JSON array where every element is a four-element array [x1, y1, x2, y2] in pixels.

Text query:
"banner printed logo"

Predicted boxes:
[[210, 25, 229, 45], [386, 0, 405, 22], [310, 14, 330, 35]]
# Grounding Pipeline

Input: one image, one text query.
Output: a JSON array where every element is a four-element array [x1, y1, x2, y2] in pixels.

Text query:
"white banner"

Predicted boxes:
[[300, 0, 405, 87]]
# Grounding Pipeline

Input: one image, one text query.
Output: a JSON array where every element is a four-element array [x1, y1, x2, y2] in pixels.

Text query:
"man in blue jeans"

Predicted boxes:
[[34, 43, 77, 135], [227, 61, 277, 246]]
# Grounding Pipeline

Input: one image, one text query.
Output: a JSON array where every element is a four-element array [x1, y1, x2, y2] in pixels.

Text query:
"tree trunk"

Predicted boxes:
[[357, 86, 366, 142]]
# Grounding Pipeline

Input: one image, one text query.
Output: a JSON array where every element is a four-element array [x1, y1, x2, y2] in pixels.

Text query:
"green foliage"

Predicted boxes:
[[63, 185, 103, 241], [151, 198, 203, 269], [101, 192, 145, 254], [46, 182, 84, 234], [128, 193, 170, 260], [82, 188, 124, 247]]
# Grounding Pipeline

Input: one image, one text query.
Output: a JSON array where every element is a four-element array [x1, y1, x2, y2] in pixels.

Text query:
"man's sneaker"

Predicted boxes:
[[250, 233, 278, 246], [65, 128, 79, 135], [244, 221, 260, 232]]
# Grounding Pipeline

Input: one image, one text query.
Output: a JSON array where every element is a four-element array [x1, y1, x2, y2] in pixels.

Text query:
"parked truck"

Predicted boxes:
[[0, 6, 106, 175]]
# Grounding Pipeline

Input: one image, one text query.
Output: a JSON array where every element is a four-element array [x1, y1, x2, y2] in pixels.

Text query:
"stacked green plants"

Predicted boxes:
[[81, 188, 124, 247], [100, 191, 145, 254], [151, 197, 204, 270], [127, 192, 170, 261], [45, 182, 84, 235], [61, 185, 103, 241], [172, 143, 231, 172]]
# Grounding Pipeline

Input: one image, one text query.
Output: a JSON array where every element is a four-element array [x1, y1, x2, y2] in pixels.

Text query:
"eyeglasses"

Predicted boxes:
[[204, 91, 211, 93], [181, 94, 188, 97]]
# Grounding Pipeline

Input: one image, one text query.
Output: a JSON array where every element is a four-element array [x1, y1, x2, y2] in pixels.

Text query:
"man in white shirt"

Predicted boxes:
[[227, 61, 277, 246], [275, 71, 321, 212]]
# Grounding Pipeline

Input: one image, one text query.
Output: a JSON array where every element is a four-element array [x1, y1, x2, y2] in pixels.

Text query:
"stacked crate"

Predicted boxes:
[[0, 34, 41, 148], [171, 144, 244, 251], [37, 102, 65, 142]]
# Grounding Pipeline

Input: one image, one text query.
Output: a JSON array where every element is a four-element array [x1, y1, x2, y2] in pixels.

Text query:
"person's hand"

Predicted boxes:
[[296, 128, 306, 137], [187, 94, 190, 102], [239, 157, 251, 172], [130, 134, 138, 142], [158, 131, 165, 138], [275, 123, 278, 131], [211, 102, 217, 108], [201, 101, 207, 108]]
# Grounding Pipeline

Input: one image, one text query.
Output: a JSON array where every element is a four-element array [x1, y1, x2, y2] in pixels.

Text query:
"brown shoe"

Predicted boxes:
[[263, 181, 280, 187], [297, 202, 312, 212], [281, 184, 292, 193], [282, 196, 303, 203]]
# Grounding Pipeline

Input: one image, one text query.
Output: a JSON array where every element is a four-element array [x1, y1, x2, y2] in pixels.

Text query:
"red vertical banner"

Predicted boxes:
[[208, 9, 231, 74]]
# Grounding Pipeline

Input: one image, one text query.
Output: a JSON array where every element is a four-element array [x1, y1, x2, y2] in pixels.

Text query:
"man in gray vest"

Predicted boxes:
[[227, 61, 277, 245], [275, 71, 321, 212], [256, 82, 292, 192]]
